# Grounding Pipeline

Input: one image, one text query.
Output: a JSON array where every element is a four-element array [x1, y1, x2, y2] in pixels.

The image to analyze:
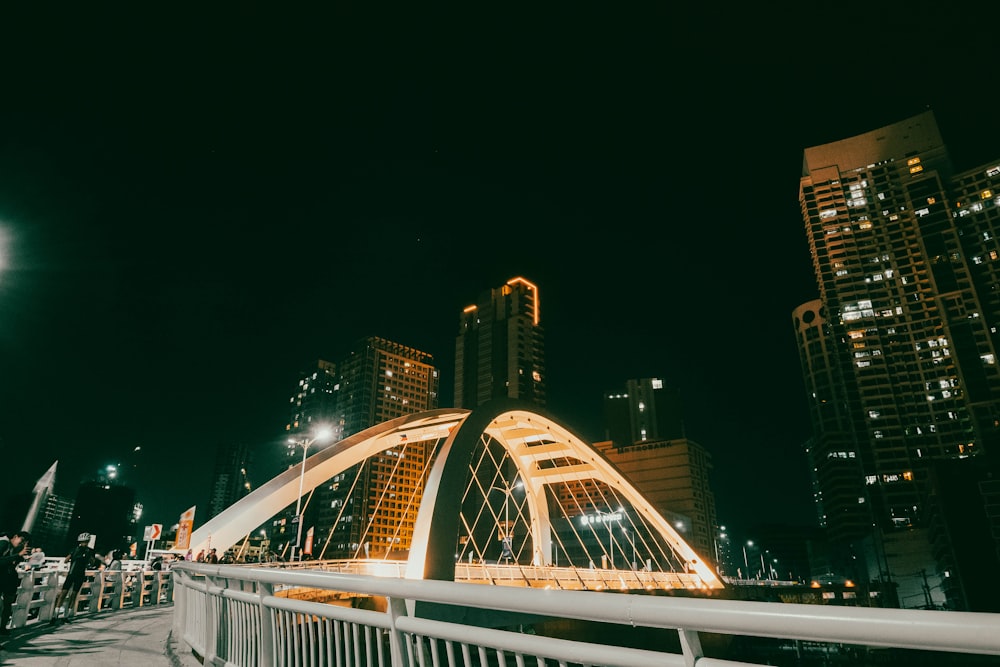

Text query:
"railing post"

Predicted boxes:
[[385, 595, 410, 667], [149, 572, 163, 606], [100, 570, 124, 611], [678, 629, 703, 667], [161, 571, 175, 604], [258, 581, 275, 667], [77, 570, 101, 616], [204, 575, 218, 666], [10, 571, 30, 628], [173, 571, 187, 636]]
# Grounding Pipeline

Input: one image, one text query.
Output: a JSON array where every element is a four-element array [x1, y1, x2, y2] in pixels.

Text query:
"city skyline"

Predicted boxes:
[[2, 5, 999, 539]]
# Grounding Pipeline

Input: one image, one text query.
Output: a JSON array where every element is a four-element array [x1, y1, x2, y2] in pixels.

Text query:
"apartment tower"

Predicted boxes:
[[314, 337, 440, 559], [794, 110, 1000, 609], [454, 276, 546, 408]]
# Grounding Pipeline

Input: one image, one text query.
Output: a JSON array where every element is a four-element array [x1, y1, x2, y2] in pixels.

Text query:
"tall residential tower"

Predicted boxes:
[[794, 110, 1000, 610], [313, 337, 440, 559], [454, 277, 545, 408]]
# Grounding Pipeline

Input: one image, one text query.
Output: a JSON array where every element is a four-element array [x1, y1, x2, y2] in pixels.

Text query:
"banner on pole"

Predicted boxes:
[[175, 506, 196, 550], [304, 526, 314, 555]]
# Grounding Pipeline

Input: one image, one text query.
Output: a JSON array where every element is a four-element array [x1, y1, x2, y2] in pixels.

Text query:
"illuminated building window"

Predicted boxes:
[[982, 190, 993, 199], [910, 165, 924, 174]]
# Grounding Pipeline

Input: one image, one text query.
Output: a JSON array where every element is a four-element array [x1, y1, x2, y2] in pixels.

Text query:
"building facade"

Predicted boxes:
[[794, 110, 1000, 610], [454, 276, 545, 409], [595, 379, 717, 563], [603, 378, 686, 443], [310, 337, 440, 560], [208, 441, 254, 520]]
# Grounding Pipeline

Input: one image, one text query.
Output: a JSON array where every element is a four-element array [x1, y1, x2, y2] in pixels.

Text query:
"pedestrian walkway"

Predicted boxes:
[[0, 605, 200, 667]]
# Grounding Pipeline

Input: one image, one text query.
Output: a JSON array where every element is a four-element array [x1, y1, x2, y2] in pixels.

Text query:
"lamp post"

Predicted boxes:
[[743, 540, 753, 579], [287, 426, 333, 562], [596, 508, 621, 569], [622, 525, 637, 570], [490, 479, 522, 563]]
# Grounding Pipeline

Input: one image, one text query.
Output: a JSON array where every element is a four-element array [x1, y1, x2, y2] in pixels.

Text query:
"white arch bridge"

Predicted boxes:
[[190, 399, 723, 592]]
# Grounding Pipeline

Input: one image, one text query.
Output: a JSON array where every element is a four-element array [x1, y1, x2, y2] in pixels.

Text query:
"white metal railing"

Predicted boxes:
[[171, 562, 1000, 667], [8, 566, 175, 628]]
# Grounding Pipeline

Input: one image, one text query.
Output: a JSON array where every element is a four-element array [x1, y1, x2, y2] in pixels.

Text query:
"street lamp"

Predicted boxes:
[[743, 540, 753, 579], [287, 426, 333, 562], [596, 508, 622, 569], [489, 479, 522, 563], [622, 525, 638, 570]]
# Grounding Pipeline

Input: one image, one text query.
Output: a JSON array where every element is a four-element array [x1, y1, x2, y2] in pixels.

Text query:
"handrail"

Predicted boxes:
[[171, 562, 1000, 667], [7, 566, 175, 629]]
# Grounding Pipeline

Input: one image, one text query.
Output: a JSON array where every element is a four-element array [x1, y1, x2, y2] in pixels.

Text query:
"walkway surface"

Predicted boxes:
[[0, 605, 201, 667]]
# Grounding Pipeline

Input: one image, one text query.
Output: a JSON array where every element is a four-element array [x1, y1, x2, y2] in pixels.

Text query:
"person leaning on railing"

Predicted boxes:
[[0, 531, 31, 636]]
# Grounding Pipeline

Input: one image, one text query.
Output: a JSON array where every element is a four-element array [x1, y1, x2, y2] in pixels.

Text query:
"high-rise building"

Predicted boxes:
[[285, 359, 339, 447], [592, 378, 717, 563], [307, 337, 440, 560], [454, 276, 545, 408], [32, 493, 74, 555], [208, 441, 254, 520], [794, 110, 1000, 610], [603, 378, 685, 443]]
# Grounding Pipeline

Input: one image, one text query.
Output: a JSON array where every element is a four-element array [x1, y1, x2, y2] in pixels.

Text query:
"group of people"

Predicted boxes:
[[1, 531, 115, 635], [190, 547, 219, 563], [1, 531, 231, 635]]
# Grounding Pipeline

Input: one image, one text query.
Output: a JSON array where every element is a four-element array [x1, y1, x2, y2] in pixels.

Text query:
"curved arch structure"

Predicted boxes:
[[189, 400, 723, 589]]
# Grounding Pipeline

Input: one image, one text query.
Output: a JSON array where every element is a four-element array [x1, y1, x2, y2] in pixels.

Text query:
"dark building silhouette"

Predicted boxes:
[[65, 480, 138, 554], [208, 441, 254, 520], [794, 110, 1000, 609], [603, 378, 685, 443], [31, 494, 74, 555], [923, 455, 1000, 611], [455, 276, 545, 409]]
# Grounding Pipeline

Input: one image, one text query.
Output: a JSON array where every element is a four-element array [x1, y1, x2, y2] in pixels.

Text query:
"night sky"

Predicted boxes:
[[2, 4, 999, 539]]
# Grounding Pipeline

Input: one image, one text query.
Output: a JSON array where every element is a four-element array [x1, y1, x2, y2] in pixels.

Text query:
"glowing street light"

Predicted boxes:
[[743, 540, 754, 579], [287, 425, 333, 562]]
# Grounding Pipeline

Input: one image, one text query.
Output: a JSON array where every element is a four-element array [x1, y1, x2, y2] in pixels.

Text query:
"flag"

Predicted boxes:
[[175, 506, 196, 550], [304, 526, 314, 555]]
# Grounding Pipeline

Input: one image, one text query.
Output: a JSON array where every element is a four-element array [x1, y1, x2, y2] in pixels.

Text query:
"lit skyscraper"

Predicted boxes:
[[313, 337, 440, 559], [454, 276, 545, 408], [794, 110, 1000, 609]]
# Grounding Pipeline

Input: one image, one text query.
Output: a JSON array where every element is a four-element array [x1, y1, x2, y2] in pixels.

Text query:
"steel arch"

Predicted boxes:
[[188, 399, 722, 589]]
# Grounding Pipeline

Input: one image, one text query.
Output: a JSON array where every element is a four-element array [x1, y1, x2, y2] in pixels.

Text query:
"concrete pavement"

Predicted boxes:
[[0, 605, 201, 667]]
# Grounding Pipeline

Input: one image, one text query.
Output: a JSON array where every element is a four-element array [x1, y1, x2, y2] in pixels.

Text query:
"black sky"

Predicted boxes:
[[2, 3, 999, 539]]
